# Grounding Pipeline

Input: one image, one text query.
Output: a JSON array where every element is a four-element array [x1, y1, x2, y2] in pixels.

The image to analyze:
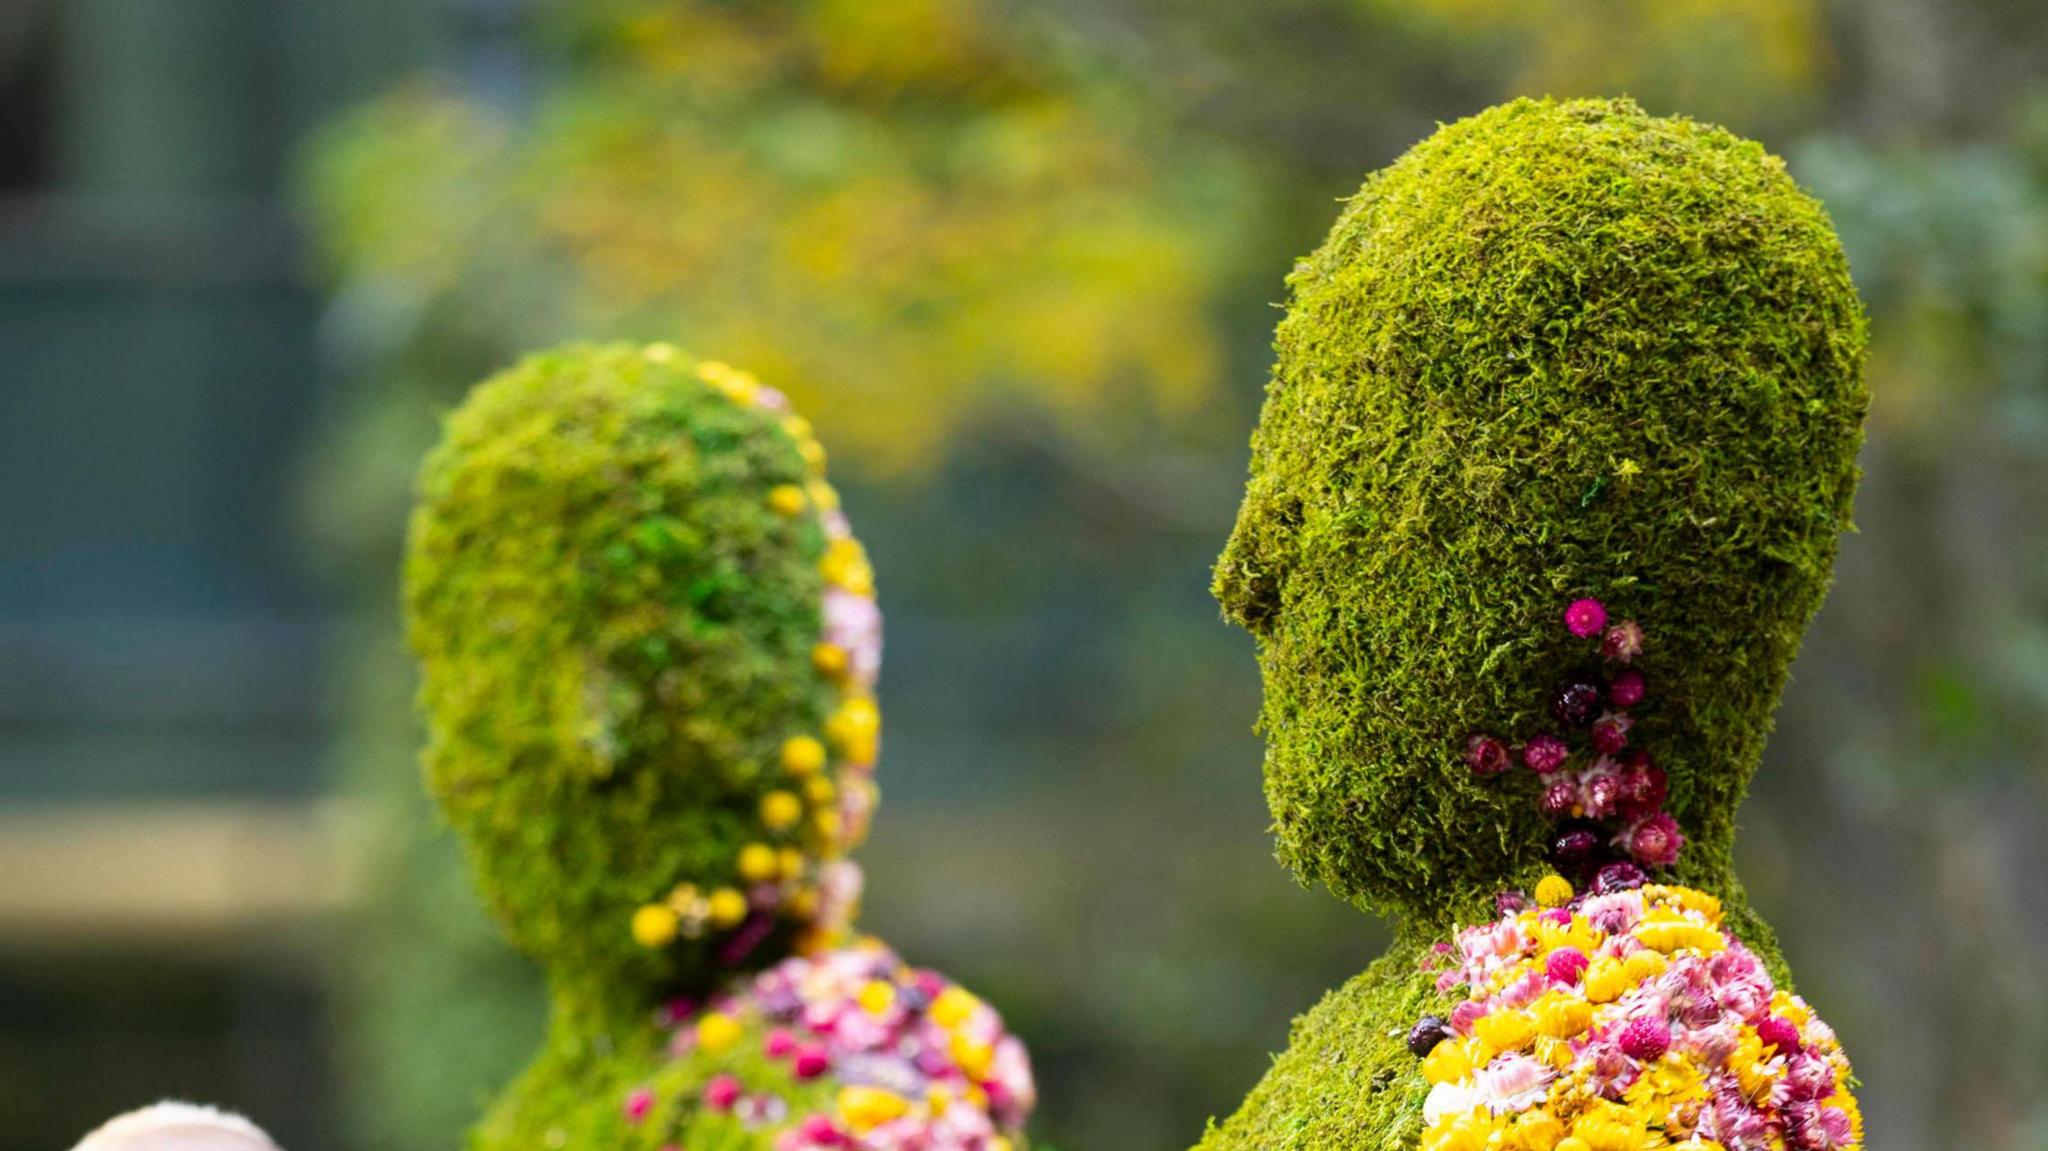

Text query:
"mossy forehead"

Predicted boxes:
[[1215, 97, 1868, 924], [405, 343, 838, 992]]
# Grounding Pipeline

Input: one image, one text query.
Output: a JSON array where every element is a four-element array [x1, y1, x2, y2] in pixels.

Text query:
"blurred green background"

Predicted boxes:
[[2, 1, 2045, 1149]]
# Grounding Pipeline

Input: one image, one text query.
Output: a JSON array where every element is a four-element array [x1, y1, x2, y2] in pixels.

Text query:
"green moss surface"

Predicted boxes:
[[1200, 98, 1866, 1150]]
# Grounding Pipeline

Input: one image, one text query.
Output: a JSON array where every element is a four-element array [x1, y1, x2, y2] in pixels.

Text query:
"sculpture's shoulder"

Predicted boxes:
[[1195, 939, 1439, 1151], [480, 940, 1037, 1151], [469, 1026, 671, 1151]]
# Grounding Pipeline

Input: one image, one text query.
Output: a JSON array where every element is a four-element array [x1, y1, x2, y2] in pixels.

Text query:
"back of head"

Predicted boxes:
[[406, 344, 882, 997], [1215, 98, 1867, 924]]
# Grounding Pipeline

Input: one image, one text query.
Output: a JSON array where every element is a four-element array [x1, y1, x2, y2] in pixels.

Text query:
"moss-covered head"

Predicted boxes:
[[406, 343, 882, 1001], [1215, 98, 1867, 925]]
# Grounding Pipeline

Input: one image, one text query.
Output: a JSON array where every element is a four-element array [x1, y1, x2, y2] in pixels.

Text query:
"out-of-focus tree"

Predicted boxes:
[[305, 0, 1248, 487], [1369, 0, 1825, 131], [299, 2, 2048, 1150], [1753, 109, 2048, 1151]]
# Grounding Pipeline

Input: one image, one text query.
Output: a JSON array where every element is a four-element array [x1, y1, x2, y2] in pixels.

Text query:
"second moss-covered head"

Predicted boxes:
[[1216, 98, 1867, 925], [406, 343, 883, 997]]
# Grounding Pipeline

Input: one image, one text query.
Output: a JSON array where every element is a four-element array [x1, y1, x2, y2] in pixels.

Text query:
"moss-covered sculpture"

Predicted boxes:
[[1200, 98, 1868, 1151], [406, 343, 1033, 1151]]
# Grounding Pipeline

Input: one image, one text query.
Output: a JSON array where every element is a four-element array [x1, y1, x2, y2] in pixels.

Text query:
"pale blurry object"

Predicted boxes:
[[71, 1103, 280, 1151]]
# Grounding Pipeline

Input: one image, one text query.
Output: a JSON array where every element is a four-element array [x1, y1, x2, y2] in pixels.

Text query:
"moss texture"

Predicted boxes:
[[408, 342, 833, 1006], [1200, 98, 1865, 1149]]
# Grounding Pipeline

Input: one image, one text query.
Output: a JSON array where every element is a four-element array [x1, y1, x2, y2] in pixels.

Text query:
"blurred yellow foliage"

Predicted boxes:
[[307, 0, 1240, 473], [1379, 0, 1823, 126]]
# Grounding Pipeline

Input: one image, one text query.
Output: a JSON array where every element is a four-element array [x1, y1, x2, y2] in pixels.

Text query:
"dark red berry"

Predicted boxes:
[[1550, 823, 1605, 871], [1407, 1015, 1451, 1058], [1539, 778, 1579, 818], [1464, 734, 1510, 776], [1553, 680, 1604, 727], [1521, 733, 1569, 774], [1594, 860, 1647, 894], [1608, 668, 1646, 708]]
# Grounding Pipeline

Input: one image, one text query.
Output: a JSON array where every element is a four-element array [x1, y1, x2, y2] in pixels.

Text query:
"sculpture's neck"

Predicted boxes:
[[1389, 844, 1753, 949], [541, 976, 668, 1064]]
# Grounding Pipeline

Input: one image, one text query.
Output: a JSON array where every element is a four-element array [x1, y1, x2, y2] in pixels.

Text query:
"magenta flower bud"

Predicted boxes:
[[1564, 598, 1608, 638], [1618, 1017, 1672, 1061], [800, 1115, 846, 1146], [1601, 619, 1644, 662], [1545, 947, 1590, 986], [792, 1047, 831, 1080], [1496, 888, 1532, 916], [1629, 812, 1685, 867], [1521, 733, 1569, 774], [703, 1075, 742, 1112], [1464, 734, 1511, 776], [1591, 712, 1632, 754], [1756, 1015, 1803, 1056], [764, 1028, 798, 1059], [623, 1087, 655, 1124], [1608, 668, 1647, 708]]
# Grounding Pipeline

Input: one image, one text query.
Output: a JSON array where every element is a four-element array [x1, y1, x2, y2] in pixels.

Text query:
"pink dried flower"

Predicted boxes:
[[1539, 778, 1580, 818], [764, 1028, 799, 1059], [703, 1074, 742, 1112], [799, 1115, 846, 1147], [1584, 771, 1624, 820], [1449, 999, 1487, 1036], [1608, 668, 1647, 708], [1475, 1052, 1555, 1112], [623, 1088, 655, 1124], [1628, 812, 1685, 867], [1565, 598, 1608, 638], [1521, 733, 1570, 774], [1601, 619, 1644, 662], [1617, 1017, 1672, 1061], [1464, 734, 1511, 776], [1615, 753, 1668, 818], [793, 1046, 831, 1080]]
